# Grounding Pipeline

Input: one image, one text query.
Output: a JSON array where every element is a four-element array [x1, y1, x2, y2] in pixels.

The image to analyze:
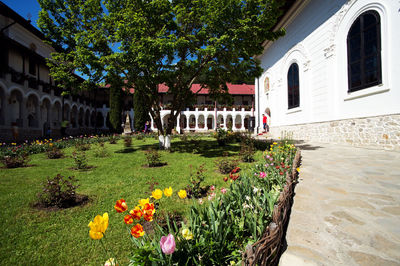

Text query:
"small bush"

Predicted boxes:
[[145, 149, 163, 167], [75, 143, 91, 151], [93, 142, 109, 158], [186, 164, 209, 198], [239, 141, 255, 162], [123, 137, 132, 147], [46, 146, 64, 159], [135, 134, 144, 140], [215, 157, 239, 174], [2, 154, 29, 168], [72, 151, 88, 169], [37, 174, 79, 208], [109, 135, 118, 144]]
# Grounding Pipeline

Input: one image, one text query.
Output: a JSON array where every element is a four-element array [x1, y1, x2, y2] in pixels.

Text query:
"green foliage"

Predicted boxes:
[[38, 0, 285, 138], [145, 148, 163, 167], [134, 91, 151, 132], [71, 151, 88, 170], [109, 79, 123, 133], [46, 146, 64, 159], [239, 141, 255, 162], [215, 157, 239, 174], [93, 142, 109, 158], [186, 164, 209, 198], [37, 174, 79, 208], [123, 136, 132, 147], [2, 154, 29, 168], [75, 143, 91, 151]]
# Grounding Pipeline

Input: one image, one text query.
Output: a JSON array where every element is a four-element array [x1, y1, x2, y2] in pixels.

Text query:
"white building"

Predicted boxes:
[[0, 2, 111, 141], [151, 83, 255, 133], [255, 0, 400, 150]]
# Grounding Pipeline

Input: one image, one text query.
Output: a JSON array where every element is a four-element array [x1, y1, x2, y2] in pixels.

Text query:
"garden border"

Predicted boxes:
[[243, 149, 301, 265]]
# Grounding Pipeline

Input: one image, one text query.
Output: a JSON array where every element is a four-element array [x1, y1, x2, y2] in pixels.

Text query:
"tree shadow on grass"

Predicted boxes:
[[114, 147, 136, 153], [137, 139, 240, 158]]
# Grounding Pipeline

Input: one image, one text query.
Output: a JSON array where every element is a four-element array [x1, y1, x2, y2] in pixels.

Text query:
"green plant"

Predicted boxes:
[[145, 148, 163, 167], [72, 151, 88, 169], [75, 143, 91, 151], [109, 135, 118, 144], [37, 174, 79, 208], [239, 141, 255, 162], [186, 164, 209, 198], [2, 154, 29, 168], [46, 146, 64, 159], [215, 157, 239, 174], [123, 136, 132, 147], [214, 128, 228, 146], [93, 142, 109, 158]]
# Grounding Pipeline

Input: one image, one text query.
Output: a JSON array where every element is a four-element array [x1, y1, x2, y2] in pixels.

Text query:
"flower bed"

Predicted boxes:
[[88, 141, 299, 265]]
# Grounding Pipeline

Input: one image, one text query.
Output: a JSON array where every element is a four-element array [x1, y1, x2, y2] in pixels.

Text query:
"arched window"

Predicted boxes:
[[287, 63, 299, 109], [347, 10, 381, 92]]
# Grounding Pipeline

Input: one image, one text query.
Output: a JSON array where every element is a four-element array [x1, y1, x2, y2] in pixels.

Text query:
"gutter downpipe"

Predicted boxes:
[[257, 77, 260, 134]]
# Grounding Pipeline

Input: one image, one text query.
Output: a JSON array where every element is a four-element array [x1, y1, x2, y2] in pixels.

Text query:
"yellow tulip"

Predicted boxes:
[[296, 167, 300, 173], [138, 198, 150, 207], [182, 228, 193, 240], [152, 189, 163, 200], [88, 213, 109, 240], [164, 187, 173, 197], [178, 189, 187, 199]]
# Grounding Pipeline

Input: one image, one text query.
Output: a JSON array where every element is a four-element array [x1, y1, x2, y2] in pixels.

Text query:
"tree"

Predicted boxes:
[[38, 0, 285, 148], [134, 90, 151, 133], [107, 75, 123, 133]]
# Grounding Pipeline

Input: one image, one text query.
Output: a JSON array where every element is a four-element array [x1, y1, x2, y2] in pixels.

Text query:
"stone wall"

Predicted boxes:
[[270, 114, 400, 151]]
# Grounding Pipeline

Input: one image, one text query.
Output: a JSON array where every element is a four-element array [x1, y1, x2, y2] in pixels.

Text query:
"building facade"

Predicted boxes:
[[255, 0, 400, 150], [0, 2, 112, 142], [0, 2, 255, 142]]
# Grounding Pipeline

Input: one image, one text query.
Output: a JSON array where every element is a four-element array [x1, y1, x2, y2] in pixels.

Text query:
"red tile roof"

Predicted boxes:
[[158, 83, 254, 95]]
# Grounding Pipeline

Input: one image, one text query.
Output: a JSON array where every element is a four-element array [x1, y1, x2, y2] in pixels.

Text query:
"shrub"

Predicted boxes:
[[72, 151, 88, 169], [93, 142, 109, 158], [239, 141, 255, 162], [186, 164, 209, 198], [46, 146, 64, 159], [123, 137, 132, 147], [215, 157, 239, 174], [145, 149, 162, 167], [2, 154, 29, 168], [214, 128, 228, 146], [37, 174, 79, 208], [75, 143, 91, 151], [109, 135, 118, 144]]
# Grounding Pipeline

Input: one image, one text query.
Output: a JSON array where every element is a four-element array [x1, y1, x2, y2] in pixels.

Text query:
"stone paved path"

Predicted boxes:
[[279, 142, 400, 266]]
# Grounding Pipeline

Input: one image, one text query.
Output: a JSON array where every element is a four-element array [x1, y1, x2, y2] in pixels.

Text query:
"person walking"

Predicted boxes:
[[262, 114, 267, 133]]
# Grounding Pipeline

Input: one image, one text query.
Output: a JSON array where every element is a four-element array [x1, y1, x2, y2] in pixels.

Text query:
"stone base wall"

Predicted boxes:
[[270, 114, 400, 151]]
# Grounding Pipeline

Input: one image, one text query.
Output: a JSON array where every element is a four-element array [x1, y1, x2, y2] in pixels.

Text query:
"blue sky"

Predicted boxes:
[[3, 0, 41, 29]]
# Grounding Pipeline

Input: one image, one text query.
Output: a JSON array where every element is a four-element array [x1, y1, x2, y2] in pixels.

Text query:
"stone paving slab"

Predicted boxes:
[[279, 142, 400, 266]]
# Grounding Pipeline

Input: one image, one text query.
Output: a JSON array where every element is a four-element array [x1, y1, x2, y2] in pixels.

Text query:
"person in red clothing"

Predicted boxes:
[[262, 114, 268, 133]]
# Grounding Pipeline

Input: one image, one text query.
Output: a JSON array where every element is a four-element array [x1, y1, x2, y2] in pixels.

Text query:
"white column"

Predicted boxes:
[[176, 114, 181, 132], [195, 114, 199, 130], [241, 114, 245, 131], [186, 115, 190, 131]]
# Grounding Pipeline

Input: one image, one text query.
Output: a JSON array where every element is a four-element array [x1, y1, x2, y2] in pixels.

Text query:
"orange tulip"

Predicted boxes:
[[124, 214, 133, 225], [129, 206, 143, 220], [114, 199, 128, 213], [131, 224, 145, 238], [142, 203, 155, 222]]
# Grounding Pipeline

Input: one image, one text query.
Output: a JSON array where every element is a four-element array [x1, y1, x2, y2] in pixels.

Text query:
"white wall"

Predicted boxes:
[[256, 0, 400, 130]]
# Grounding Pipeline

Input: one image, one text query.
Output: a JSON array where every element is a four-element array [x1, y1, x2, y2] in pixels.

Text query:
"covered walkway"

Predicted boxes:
[[280, 142, 400, 265]]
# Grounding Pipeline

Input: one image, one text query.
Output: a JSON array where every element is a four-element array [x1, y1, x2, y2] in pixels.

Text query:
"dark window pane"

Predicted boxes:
[[287, 63, 299, 109], [347, 11, 381, 91], [363, 14, 377, 28]]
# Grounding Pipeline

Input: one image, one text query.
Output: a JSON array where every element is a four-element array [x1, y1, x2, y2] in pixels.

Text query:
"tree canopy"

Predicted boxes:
[[38, 0, 285, 139]]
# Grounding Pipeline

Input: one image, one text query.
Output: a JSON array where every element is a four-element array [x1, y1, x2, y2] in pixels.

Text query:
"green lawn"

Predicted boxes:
[[0, 136, 263, 265]]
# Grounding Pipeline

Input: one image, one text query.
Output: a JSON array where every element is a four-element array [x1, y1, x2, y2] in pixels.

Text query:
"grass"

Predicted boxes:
[[0, 136, 264, 265]]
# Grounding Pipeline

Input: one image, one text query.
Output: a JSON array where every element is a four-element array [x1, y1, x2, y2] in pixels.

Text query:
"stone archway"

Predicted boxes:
[[41, 98, 51, 136], [96, 112, 104, 128], [85, 110, 90, 127], [226, 114, 233, 131], [217, 114, 224, 128], [207, 114, 214, 130], [78, 107, 84, 127], [189, 114, 196, 129], [52, 101, 62, 127], [198, 114, 205, 129], [0, 86, 6, 125], [179, 114, 187, 129], [26, 94, 39, 128], [235, 114, 242, 130], [9, 90, 23, 126], [71, 106, 78, 128]]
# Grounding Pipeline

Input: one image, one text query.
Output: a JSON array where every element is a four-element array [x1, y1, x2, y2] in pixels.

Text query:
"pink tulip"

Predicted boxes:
[[221, 187, 227, 194], [160, 234, 175, 254], [259, 172, 266, 179], [210, 185, 215, 191]]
